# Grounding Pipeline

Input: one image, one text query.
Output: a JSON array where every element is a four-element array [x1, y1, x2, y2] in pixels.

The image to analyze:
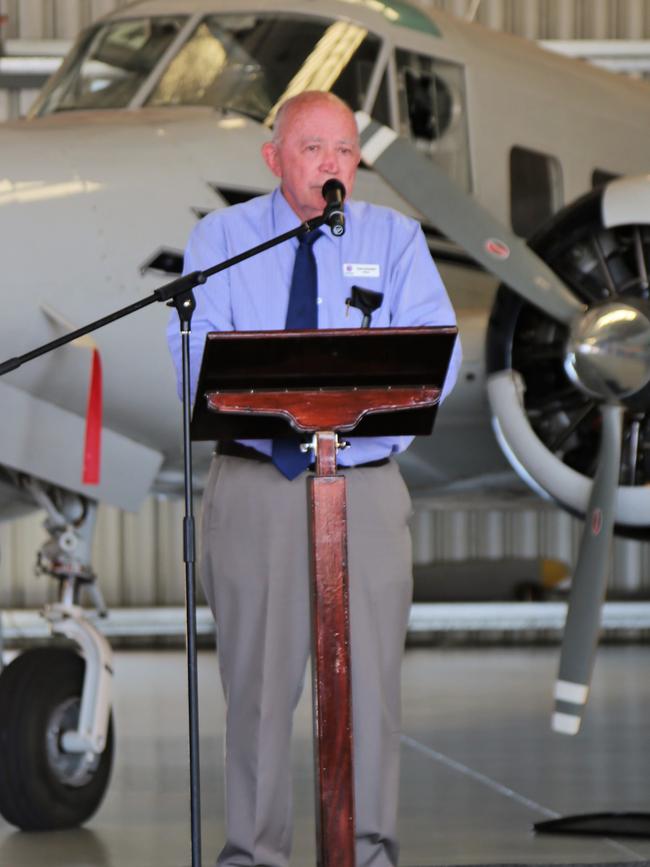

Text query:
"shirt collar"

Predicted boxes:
[[271, 187, 341, 247]]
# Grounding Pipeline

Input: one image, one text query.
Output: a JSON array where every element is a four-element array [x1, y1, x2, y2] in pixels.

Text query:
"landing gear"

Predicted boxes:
[[0, 479, 114, 830], [0, 647, 114, 830]]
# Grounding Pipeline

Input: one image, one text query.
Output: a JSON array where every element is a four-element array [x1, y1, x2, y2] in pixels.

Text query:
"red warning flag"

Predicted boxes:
[[82, 348, 103, 485]]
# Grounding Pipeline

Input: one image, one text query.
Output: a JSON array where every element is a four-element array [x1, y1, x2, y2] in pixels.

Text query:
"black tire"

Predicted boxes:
[[0, 646, 114, 830]]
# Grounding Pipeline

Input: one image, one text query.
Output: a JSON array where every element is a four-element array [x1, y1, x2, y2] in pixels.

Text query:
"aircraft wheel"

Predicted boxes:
[[0, 646, 113, 830]]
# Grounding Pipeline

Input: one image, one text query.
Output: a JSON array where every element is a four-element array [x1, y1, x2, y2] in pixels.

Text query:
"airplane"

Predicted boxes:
[[1, 0, 650, 834]]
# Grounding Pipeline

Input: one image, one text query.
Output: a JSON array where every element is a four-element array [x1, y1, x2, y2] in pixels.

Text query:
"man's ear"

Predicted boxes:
[[261, 141, 281, 177]]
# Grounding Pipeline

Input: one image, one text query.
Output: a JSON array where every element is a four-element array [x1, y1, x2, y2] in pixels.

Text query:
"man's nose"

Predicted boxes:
[[319, 147, 339, 173]]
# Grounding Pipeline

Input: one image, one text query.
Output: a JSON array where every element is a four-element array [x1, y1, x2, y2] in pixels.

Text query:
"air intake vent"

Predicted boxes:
[[140, 248, 183, 276], [209, 184, 265, 206]]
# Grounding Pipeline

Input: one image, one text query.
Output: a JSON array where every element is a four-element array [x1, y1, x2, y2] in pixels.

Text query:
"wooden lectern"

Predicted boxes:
[[191, 326, 457, 867]]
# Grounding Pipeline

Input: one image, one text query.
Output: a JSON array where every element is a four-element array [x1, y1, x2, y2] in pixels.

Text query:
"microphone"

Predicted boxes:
[[322, 179, 346, 237]]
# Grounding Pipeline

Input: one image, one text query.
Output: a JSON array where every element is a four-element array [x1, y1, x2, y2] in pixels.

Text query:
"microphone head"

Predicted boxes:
[[322, 178, 346, 200]]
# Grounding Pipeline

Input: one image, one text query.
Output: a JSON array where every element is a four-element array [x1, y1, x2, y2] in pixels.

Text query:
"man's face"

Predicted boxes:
[[262, 99, 361, 221]]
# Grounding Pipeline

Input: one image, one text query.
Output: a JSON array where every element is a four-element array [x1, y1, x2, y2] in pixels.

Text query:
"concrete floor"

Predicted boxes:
[[1, 645, 650, 866]]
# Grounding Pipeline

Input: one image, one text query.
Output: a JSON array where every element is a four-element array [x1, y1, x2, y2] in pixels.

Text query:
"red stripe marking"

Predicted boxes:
[[82, 349, 102, 485]]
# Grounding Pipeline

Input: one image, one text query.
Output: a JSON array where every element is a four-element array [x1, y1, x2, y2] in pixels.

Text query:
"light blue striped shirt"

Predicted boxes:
[[167, 188, 461, 466]]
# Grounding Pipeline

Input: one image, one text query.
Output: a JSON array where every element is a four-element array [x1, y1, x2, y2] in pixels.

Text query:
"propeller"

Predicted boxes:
[[552, 403, 623, 734], [355, 112, 585, 326], [552, 301, 650, 732], [358, 112, 650, 733]]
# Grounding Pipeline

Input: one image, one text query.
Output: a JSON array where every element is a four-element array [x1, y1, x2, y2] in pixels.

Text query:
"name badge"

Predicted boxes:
[[343, 263, 380, 278]]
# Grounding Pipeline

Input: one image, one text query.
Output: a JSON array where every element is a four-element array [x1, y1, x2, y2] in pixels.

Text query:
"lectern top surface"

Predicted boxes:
[[199, 326, 457, 390], [190, 326, 457, 441]]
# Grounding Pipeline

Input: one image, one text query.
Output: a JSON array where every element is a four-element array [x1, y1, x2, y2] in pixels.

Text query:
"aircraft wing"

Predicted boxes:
[[0, 378, 162, 513]]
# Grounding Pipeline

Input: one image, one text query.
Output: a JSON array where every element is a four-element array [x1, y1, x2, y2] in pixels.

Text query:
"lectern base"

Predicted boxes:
[[535, 811, 650, 837]]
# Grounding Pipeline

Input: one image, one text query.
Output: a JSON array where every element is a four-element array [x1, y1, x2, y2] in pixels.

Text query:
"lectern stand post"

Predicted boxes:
[[309, 430, 355, 867]]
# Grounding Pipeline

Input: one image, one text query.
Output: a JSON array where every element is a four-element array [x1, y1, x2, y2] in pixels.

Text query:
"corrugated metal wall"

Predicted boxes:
[[0, 0, 132, 39], [432, 0, 650, 39], [0, 497, 189, 609], [0, 496, 646, 609], [1, 0, 649, 40]]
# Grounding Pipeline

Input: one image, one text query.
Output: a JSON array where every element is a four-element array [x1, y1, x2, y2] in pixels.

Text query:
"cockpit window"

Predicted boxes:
[[32, 17, 187, 115], [146, 14, 380, 122], [395, 48, 472, 192]]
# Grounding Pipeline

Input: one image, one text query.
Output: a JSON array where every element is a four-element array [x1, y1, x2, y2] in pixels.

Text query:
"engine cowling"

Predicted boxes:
[[486, 176, 650, 532]]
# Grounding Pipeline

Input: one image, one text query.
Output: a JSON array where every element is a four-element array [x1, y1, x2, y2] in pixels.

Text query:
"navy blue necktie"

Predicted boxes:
[[272, 230, 322, 479]]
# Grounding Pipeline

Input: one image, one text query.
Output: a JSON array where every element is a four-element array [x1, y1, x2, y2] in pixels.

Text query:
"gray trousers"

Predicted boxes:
[[200, 454, 413, 867]]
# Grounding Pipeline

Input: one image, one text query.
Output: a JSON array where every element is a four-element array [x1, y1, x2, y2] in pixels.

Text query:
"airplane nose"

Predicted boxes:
[[0, 113, 202, 345], [0, 120, 106, 338], [0, 117, 169, 509], [0, 108, 275, 502], [0, 115, 197, 467]]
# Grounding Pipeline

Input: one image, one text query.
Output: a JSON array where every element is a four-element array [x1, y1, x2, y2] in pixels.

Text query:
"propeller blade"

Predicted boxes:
[[552, 404, 624, 735], [355, 113, 585, 326]]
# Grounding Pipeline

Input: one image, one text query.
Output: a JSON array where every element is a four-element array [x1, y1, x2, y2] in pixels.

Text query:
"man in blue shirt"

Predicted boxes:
[[168, 91, 460, 867]]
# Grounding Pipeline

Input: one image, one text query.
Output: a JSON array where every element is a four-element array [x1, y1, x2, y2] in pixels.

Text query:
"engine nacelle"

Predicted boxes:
[[486, 174, 650, 530]]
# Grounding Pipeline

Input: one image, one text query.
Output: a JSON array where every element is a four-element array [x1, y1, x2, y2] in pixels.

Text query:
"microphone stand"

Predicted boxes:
[[0, 210, 332, 867]]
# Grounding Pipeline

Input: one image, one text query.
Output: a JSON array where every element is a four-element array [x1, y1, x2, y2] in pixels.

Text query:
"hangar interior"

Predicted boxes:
[[1, 0, 650, 610], [2, 3, 650, 867]]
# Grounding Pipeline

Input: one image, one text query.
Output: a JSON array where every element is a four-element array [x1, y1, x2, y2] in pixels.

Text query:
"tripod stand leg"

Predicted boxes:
[[177, 292, 202, 867]]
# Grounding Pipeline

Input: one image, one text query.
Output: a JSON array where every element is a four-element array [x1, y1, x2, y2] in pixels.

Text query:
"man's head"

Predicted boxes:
[[261, 91, 361, 222]]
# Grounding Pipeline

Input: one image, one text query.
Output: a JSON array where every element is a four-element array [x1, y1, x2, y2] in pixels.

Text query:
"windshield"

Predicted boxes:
[[33, 16, 187, 115], [33, 13, 382, 121], [147, 14, 380, 121]]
